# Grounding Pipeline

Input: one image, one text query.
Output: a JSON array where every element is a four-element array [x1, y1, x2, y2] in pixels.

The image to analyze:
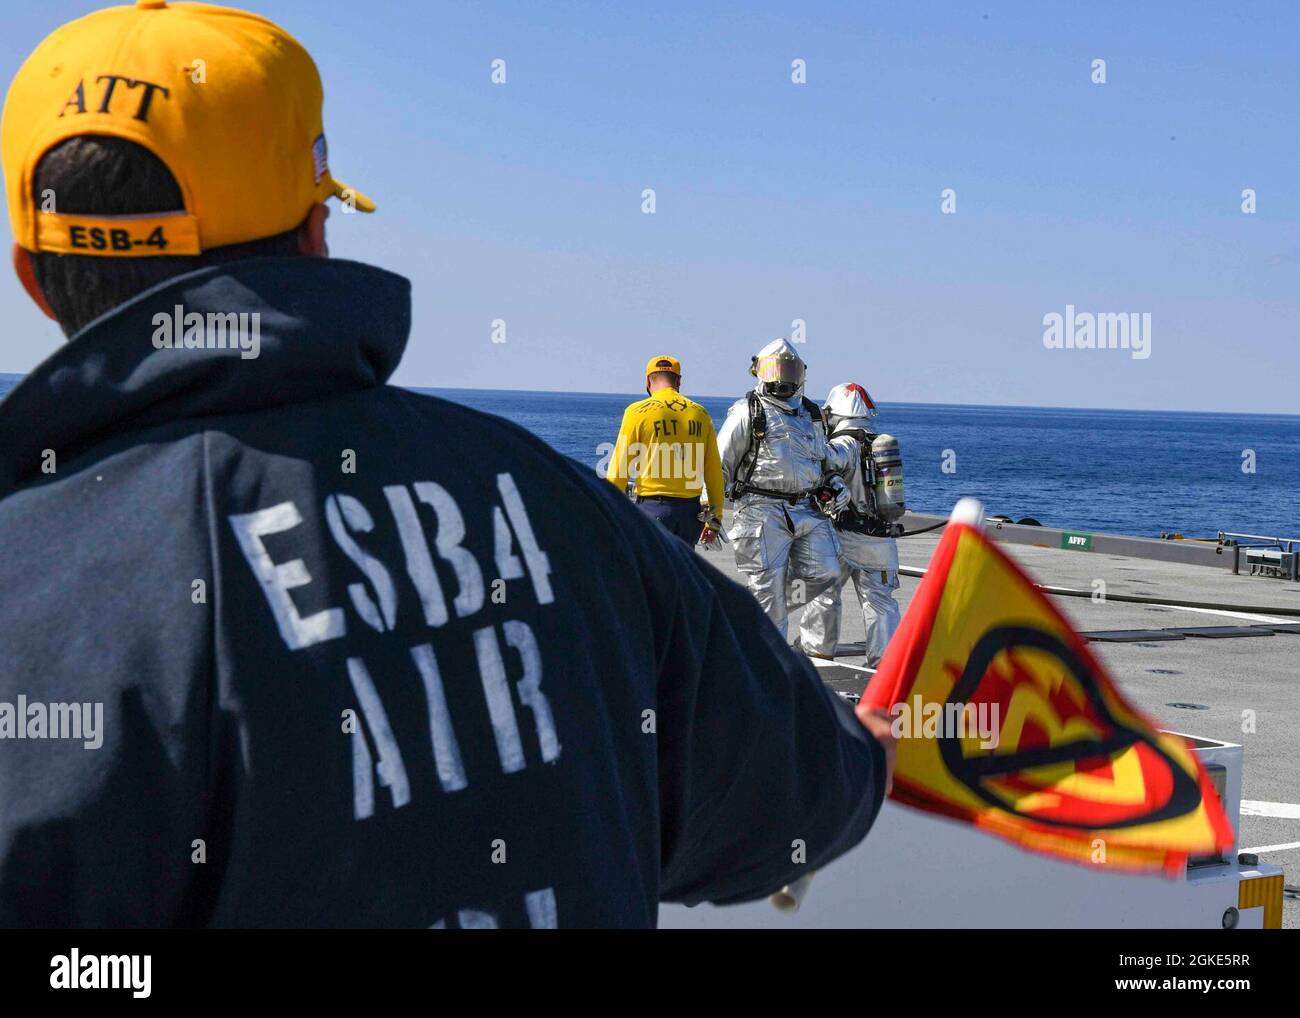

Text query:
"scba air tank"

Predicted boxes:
[[870, 434, 906, 521]]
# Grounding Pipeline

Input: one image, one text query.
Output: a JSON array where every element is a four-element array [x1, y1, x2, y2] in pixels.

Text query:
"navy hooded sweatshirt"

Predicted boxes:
[[0, 258, 885, 928]]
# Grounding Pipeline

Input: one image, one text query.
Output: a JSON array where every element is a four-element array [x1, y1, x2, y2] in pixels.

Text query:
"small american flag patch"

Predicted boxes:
[[312, 133, 329, 184]]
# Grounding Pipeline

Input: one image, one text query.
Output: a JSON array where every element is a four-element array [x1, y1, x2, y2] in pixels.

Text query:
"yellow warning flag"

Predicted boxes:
[[861, 501, 1234, 875]]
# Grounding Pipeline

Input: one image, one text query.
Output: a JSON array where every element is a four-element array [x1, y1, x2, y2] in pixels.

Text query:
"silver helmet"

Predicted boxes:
[[750, 338, 806, 400]]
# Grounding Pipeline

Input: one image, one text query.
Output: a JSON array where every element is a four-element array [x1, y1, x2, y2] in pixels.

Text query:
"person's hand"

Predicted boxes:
[[814, 475, 850, 517], [854, 704, 897, 797], [699, 525, 719, 546], [825, 475, 851, 515]]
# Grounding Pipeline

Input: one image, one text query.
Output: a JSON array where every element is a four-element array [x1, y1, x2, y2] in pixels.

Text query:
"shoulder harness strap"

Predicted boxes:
[[734, 391, 767, 497]]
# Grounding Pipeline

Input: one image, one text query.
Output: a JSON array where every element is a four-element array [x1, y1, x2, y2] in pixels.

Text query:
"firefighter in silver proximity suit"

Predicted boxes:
[[798, 382, 903, 666], [718, 339, 853, 639]]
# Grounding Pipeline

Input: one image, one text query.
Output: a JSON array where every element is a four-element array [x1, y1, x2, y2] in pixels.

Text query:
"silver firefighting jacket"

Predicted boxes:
[[718, 388, 854, 497]]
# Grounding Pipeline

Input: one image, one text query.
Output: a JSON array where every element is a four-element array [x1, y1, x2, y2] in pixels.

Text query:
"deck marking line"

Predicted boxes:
[[808, 657, 876, 675], [1146, 604, 1291, 625], [1240, 801, 1300, 820], [898, 565, 1300, 622], [1239, 841, 1300, 854]]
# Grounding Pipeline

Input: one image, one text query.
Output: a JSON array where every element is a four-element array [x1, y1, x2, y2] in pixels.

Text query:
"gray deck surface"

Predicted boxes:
[[696, 526, 1299, 927]]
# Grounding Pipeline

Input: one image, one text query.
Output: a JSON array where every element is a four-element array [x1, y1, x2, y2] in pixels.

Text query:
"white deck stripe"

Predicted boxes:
[[1240, 800, 1300, 819], [1032, 584, 1293, 624], [1239, 841, 1300, 854], [808, 657, 875, 674], [900, 565, 1294, 625], [1146, 603, 1292, 625]]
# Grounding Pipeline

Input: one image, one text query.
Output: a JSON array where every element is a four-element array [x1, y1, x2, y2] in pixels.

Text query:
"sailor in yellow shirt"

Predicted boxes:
[[606, 356, 725, 546]]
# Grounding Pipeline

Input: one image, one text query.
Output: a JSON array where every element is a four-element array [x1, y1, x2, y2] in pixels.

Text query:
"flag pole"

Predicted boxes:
[[769, 873, 814, 912]]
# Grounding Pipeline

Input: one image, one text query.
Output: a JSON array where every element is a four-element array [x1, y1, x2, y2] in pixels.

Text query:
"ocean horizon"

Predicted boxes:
[[3, 372, 1298, 539]]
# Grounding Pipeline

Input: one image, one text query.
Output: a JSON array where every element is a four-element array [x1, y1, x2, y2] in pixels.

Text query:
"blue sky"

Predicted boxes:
[[2, 0, 1297, 412]]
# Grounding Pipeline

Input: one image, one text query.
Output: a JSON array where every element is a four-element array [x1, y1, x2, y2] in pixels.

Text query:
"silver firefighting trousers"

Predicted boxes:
[[728, 493, 843, 639], [798, 532, 901, 666]]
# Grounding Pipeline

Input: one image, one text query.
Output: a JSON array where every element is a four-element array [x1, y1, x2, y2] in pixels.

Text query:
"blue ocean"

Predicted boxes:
[[2, 373, 1297, 539]]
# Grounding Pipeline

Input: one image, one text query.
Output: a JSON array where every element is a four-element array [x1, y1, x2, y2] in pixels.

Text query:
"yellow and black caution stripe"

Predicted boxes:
[[1238, 873, 1284, 929]]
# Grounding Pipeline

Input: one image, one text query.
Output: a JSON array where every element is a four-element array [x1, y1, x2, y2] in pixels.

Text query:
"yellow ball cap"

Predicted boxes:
[[2, 0, 374, 258], [645, 355, 682, 378]]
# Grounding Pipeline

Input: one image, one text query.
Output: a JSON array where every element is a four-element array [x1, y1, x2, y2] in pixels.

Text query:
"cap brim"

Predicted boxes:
[[330, 177, 376, 213]]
